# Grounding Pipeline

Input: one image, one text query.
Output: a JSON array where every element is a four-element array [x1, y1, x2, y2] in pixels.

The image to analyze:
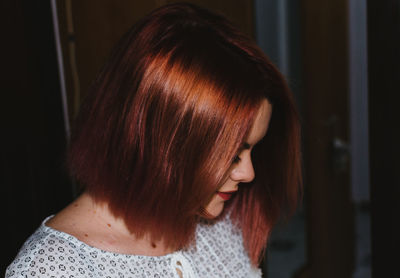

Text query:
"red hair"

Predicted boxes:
[[68, 3, 302, 266]]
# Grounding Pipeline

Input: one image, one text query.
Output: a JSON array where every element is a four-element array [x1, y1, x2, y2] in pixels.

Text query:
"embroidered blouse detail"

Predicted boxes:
[[6, 215, 262, 277]]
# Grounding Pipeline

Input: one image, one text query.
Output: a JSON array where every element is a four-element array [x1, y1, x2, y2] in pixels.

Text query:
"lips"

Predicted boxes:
[[217, 190, 237, 201]]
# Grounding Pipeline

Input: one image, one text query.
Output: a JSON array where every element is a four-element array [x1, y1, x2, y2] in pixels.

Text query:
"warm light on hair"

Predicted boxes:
[[67, 3, 302, 266]]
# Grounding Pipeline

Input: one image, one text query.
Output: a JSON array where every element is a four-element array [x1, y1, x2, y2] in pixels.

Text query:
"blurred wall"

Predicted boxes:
[[368, 0, 400, 277], [1, 1, 72, 274]]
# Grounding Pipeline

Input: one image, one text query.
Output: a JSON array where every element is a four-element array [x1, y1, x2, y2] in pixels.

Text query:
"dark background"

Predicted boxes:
[[1, 0, 72, 275]]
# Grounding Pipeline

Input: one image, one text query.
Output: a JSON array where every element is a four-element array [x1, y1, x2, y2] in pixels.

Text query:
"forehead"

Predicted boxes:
[[246, 99, 272, 145]]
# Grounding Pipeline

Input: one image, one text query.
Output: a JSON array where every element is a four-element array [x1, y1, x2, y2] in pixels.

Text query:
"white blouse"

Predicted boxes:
[[6, 214, 262, 277]]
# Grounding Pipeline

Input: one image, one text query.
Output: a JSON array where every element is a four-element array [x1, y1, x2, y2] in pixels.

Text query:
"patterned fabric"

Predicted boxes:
[[6, 215, 261, 277]]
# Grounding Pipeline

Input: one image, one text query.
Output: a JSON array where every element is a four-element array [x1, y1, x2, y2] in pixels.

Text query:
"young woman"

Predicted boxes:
[[6, 3, 302, 277]]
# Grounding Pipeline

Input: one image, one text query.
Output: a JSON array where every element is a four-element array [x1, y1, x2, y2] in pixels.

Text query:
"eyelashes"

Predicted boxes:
[[232, 155, 241, 164], [232, 142, 251, 164]]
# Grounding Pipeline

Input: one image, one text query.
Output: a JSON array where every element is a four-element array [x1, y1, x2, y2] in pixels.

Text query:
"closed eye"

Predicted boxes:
[[232, 155, 241, 164], [232, 142, 251, 164]]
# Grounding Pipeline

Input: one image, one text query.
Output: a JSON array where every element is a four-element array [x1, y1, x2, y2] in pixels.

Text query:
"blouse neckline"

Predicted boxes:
[[41, 215, 187, 260]]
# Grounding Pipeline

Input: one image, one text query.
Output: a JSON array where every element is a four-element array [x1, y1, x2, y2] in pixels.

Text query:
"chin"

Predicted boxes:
[[203, 202, 224, 219]]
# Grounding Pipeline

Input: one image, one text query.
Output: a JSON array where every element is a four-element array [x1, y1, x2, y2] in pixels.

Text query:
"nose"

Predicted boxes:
[[230, 153, 255, 183]]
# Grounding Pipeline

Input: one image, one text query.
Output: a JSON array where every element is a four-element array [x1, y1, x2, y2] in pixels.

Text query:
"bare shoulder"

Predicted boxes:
[[44, 192, 131, 252], [44, 193, 168, 256], [45, 193, 98, 241]]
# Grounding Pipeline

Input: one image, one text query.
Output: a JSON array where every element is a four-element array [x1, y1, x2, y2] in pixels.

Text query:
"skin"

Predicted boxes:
[[46, 98, 272, 256], [204, 98, 273, 217]]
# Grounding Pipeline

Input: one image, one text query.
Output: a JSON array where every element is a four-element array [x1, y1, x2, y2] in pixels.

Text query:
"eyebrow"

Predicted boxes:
[[242, 142, 251, 150]]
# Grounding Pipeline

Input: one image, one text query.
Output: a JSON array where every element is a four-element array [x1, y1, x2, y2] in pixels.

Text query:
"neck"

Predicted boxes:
[[48, 192, 175, 256]]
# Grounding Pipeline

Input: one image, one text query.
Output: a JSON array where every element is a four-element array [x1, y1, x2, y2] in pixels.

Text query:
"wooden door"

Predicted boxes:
[[299, 0, 355, 277]]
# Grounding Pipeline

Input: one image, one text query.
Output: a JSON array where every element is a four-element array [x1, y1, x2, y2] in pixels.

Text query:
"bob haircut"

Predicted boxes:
[[68, 3, 302, 265]]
